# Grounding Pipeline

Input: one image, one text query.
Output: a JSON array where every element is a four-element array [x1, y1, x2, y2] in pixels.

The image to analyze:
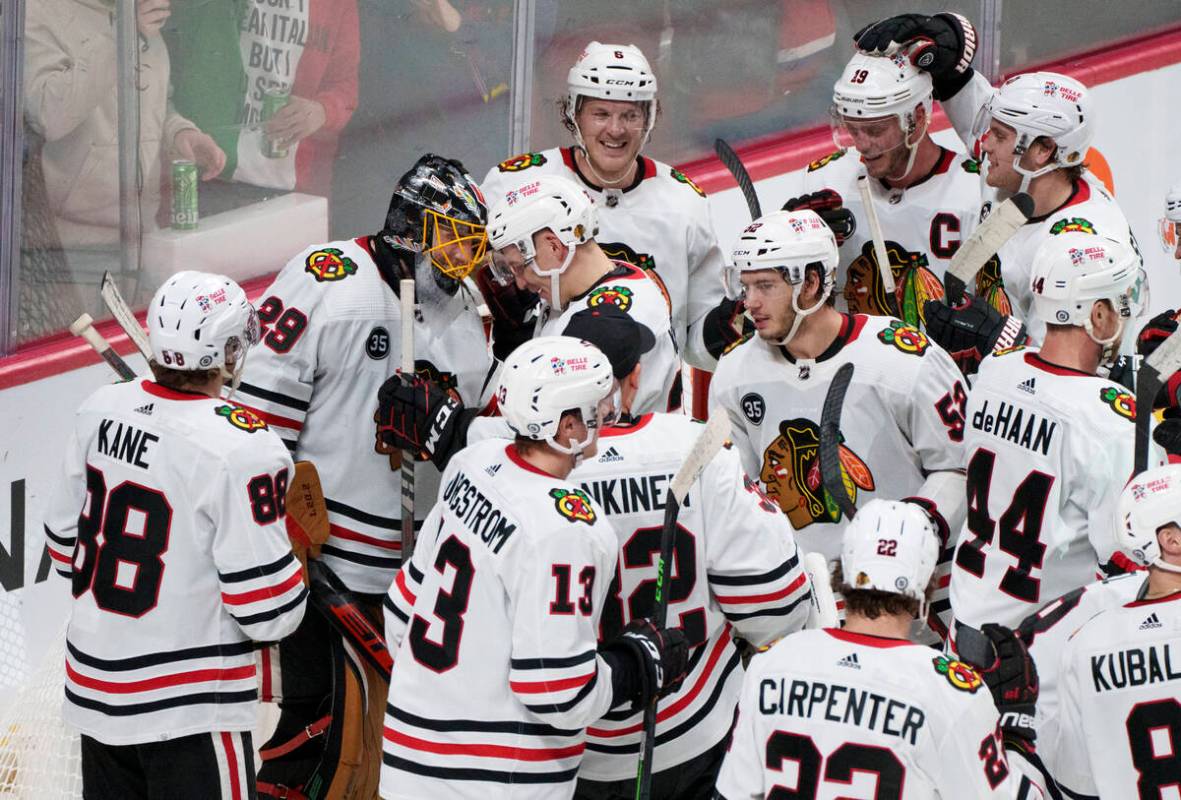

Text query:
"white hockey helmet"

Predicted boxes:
[[1115, 464, 1181, 574], [840, 499, 940, 615], [726, 210, 839, 344], [973, 71, 1094, 192], [565, 42, 658, 140], [147, 271, 259, 380], [1159, 182, 1181, 256], [831, 50, 933, 145], [487, 174, 598, 310], [497, 335, 617, 458]]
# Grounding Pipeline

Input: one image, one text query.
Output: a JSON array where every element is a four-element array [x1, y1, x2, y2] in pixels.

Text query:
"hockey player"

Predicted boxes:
[[708, 209, 966, 637], [1052, 463, 1181, 799], [486, 173, 680, 413], [235, 154, 492, 797], [480, 42, 729, 369], [44, 272, 306, 799], [1162, 181, 1181, 260], [379, 336, 688, 800], [948, 231, 1142, 637], [715, 499, 1045, 799], [784, 46, 985, 330]]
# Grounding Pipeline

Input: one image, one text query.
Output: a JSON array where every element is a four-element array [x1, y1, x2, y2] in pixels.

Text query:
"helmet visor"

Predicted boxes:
[[423, 209, 489, 281]]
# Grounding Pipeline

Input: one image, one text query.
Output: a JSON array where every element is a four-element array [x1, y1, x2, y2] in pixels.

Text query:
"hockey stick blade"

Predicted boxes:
[[803, 552, 838, 629], [714, 138, 762, 219], [857, 174, 898, 316], [819, 362, 857, 521], [670, 412, 732, 506], [1135, 328, 1181, 473], [70, 314, 137, 381], [944, 192, 1034, 305], [100, 271, 153, 361]]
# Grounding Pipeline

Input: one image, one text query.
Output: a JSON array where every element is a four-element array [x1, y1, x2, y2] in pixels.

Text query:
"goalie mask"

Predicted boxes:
[[1115, 464, 1181, 574], [840, 499, 940, 618]]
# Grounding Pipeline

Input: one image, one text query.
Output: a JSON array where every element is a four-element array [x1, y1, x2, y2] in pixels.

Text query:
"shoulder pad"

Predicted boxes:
[[668, 167, 706, 197], [215, 404, 270, 434], [930, 653, 984, 693], [960, 158, 981, 174], [304, 245, 360, 282], [548, 487, 597, 525], [875, 319, 930, 357], [807, 150, 846, 172], [1097, 386, 1136, 421], [1049, 217, 1098, 235], [497, 152, 548, 173]]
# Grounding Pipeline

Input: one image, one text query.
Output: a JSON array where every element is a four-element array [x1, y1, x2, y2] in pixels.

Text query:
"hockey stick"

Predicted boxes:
[[70, 314, 137, 381], [100, 271, 153, 361], [714, 138, 762, 219], [943, 193, 1035, 305], [400, 279, 417, 560], [1135, 328, 1181, 474], [819, 362, 857, 521], [802, 552, 839, 629], [636, 411, 732, 800], [857, 174, 898, 317], [306, 559, 393, 678]]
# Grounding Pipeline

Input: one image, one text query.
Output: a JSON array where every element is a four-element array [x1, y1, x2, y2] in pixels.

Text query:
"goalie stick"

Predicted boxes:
[[803, 552, 839, 629], [819, 362, 857, 521], [714, 138, 762, 219], [1136, 328, 1181, 474], [400, 278, 417, 560], [70, 314, 137, 381], [636, 412, 732, 800], [306, 559, 393, 678], [101, 271, 153, 361], [857, 174, 899, 317], [943, 193, 1035, 305]]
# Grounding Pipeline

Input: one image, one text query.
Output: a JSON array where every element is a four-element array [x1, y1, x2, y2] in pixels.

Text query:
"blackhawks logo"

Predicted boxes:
[[1049, 217, 1097, 235], [550, 488, 596, 524], [215, 404, 268, 433], [845, 240, 944, 327], [305, 248, 358, 282], [974, 255, 1012, 317], [807, 150, 846, 172], [669, 168, 705, 197], [960, 158, 982, 174], [1099, 386, 1136, 420], [876, 319, 930, 356], [932, 655, 983, 693], [498, 152, 547, 172], [760, 418, 874, 529], [588, 285, 634, 313]]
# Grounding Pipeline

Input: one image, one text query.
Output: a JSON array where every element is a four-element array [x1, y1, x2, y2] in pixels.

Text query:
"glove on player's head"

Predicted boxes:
[[497, 335, 617, 459], [148, 271, 258, 386], [381, 153, 489, 291], [565, 42, 658, 144], [840, 499, 940, 619], [1114, 464, 1181, 573]]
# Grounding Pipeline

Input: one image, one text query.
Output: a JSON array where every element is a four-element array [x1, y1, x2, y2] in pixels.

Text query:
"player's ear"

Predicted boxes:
[[534, 229, 563, 261], [1090, 298, 1117, 340], [1029, 136, 1057, 170]]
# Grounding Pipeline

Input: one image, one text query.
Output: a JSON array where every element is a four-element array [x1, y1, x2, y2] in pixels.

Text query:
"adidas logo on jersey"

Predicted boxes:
[[1017, 378, 1036, 395], [133, 403, 155, 415], [484, 463, 502, 477], [1140, 613, 1163, 630], [837, 652, 861, 670], [598, 446, 624, 463]]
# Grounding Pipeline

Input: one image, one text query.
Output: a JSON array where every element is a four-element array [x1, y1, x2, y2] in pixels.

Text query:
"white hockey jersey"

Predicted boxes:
[[795, 146, 985, 329], [482, 146, 726, 369], [43, 380, 306, 745], [715, 627, 1042, 799], [535, 261, 679, 415], [949, 346, 1136, 631], [1052, 589, 1181, 799], [380, 438, 619, 800], [571, 413, 811, 781], [236, 237, 492, 593]]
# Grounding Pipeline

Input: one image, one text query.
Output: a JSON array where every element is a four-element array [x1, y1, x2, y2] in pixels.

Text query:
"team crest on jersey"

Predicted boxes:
[[498, 152, 547, 172], [845, 241, 944, 327], [960, 158, 981, 174], [760, 418, 874, 528], [215, 404, 268, 433], [305, 248, 358, 282], [973, 256, 1013, 317], [876, 320, 930, 356], [1099, 386, 1136, 420], [807, 150, 846, 172], [932, 655, 983, 693], [588, 285, 634, 313], [598, 243, 673, 313], [549, 488, 596, 524], [1049, 217, 1097, 236], [669, 168, 705, 197]]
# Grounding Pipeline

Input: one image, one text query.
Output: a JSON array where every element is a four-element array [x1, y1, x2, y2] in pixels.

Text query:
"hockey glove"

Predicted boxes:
[[782, 189, 856, 245], [1137, 309, 1181, 410], [702, 297, 755, 361], [923, 294, 1028, 376], [1155, 415, 1181, 460], [475, 266, 539, 362], [374, 374, 475, 470], [853, 12, 977, 100], [601, 619, 689, 712], [958, 623, 1039, 754]]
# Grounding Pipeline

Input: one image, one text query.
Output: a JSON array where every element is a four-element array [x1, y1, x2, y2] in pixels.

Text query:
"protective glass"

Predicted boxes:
[[489, 243, 529, 287], [423, 209, 489, 280], [829, 106, 905, 154]]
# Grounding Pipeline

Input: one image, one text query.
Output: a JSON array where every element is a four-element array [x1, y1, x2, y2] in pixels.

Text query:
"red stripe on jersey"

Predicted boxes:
[[824, 628, 912, 648], [939, 574, 951, 588], [384, 727, 585, 762], [241, 404, 304, 431], [66, 661, 256, 694], [140, 380, 208, 401], [509, 671, 595, 694], [329, 523, 401, 551], [221, 732, 243, 800], [715, 572, 807, 605], [48, 548, 72, 564], [221, 568, 303, 606], [395, 570, 417, 605]]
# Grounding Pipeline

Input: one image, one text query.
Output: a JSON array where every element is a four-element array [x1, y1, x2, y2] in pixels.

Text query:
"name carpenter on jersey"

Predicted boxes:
[[970, 399, 1058, 456], [1091, 642, 1181, 693], [758, 678, 927, 745], [440, 470, 517, 554]]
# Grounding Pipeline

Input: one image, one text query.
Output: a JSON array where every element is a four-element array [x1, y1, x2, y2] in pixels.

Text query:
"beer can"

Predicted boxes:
[[170, 160, 199, 230], [262, 87, 291, 159]]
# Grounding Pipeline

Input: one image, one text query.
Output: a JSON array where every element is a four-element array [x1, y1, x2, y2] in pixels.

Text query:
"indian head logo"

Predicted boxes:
[[759, 418, 873, 528], [974, 255, 1012, 317], [588, 285, 635, 313], [550, 488, 596, 524], [845, 241, 944, 327], [215, 405, 268, 433], [498, 152, 547, 173], [305, 248, 358, 282]]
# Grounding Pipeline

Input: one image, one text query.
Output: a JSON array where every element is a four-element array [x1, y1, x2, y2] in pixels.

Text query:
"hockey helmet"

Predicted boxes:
[[830, 50, 933, 160], [1029, 231, 1138, 347], [1115, 464, 1181, 573], [148, 271, 259, 380], [565, 42, 658, 143], [840, 499, 940, 614], [497, 336, 617, 458]]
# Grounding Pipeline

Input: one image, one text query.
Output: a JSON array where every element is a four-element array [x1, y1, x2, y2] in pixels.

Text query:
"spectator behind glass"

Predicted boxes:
[[24, 0, 225, 255], [163, 0, 359, 205]]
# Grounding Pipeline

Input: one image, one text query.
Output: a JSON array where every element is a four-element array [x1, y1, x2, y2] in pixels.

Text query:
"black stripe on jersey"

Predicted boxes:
[[523, 673, 598, 714], [723, 593, 809, 622], [407, 562, 424, 584], [511, 650, 596, 671], [237, 381, 310, 411], [382, 754, 579, 785], [587, 646, 742, 755], [68, 640, 257, 671], [44, 524, 75, 547], [55, 567, 72, 578], [219, 552, 297, 584], [383, 594, 409, 624], [932, 598, 951, 614], [320, 544, 401, 569], [388, 703, 581, 738], [1058, 784, 1098, 800], [326, 498, 402, 530], [65, 687, 258, 716], [282, 438, 298, 454], [232, 587, 308, 626], [707, 554, 799, 587]]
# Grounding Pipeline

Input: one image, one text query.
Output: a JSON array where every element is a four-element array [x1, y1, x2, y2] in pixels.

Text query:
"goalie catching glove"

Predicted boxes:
[[923, 293, 1028, 375], [600, 619, 689, 712], [374, 374, 476, 470], [782, 189, 856, 245], [853, 12, 977, 100]]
